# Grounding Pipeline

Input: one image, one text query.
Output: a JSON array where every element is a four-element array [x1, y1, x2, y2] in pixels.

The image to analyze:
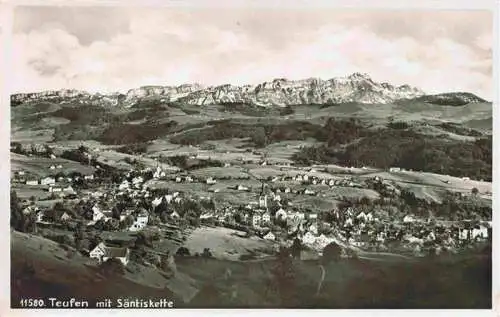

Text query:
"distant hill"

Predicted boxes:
[[414, 92, 487, 106]]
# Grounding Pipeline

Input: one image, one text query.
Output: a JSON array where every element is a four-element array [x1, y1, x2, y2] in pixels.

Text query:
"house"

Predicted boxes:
[[302, 232, 317, 245], [209, 187, 220, 193], [50, 154, 57, 159], [206, 177, 217, 185], [261, 213, 271, 224], [252, 214, 261, 227], [284, 187, 291, 193], [89, 242, 130, 266], [26, 179, 38, 186], [152, 197, 163, 207], [275, 208, 287, 220], [84, 174, 94, 180], [170, 211, 180, 219], [56, 165, 63, 169], [40, 177, 56, 185], [308, 213, 318, 221], [263, 231, 276, 241], [63, 185, 76, 195], [237, 184, 249, 191], [164, 194, 173, 203], [49, 186, 62, 193], [356, 212, 368, 222], [50, 165, 56, 170], [304, 189, 315, 196], [185, 176, 193, 183], [328, 179, 335, 186], [119, 181, 129, 190], [175, 177, 182, 183], [200, 213, 214, 220], [308, 224, 318, 235], [92, 205, 106, 221], [403, 215, 416, 223], [389, 167, 401, 173], [36, 210, 45, 223], [259, 195, 268, 209], [60, 212, 71, 221], [129, 214, 149, 232], [132, 176, 143, 185]]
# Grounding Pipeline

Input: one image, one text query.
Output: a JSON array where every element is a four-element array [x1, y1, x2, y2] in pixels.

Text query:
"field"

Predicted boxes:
[[11, 153, 95, 177], [183, 227, 275, 261]]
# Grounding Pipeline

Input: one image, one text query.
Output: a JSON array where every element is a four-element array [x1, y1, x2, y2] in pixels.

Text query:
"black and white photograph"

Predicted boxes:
[[6, 1, 496, 311]]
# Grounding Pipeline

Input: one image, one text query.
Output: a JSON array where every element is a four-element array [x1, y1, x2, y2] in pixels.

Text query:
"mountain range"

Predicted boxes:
[[10, 73, 487, 107]]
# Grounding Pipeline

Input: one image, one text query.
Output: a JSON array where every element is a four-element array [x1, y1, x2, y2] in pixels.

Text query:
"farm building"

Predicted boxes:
[[263, 232, 276, 241], [40, 177, 56, 185], [89, 242, 130, 266], [26, 179, 38, 186]]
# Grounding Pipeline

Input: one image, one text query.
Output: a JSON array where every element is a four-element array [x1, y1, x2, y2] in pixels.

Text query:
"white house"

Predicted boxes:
[[50, 154, 57, 159], [49, 186, 62, 193], [328, 179, 335, 186], [403, 215, 416, 223], [60, 212, 71, 221], [49, 165, 56, 170], [26, 180, 38, 186], [302, 232, 317, 245], [89, 242, 130, 266], [308, 213, 318, 221], [263, 232, 276, 241], [152, 197, 163, 207], [164, 194, 173, 203], [389, 167, 401, 173], [175, 176, 182, 183], [41, 177, 56, 186], [84, 174, 95, 180], [275, 208, 287, 220], [206, 177, 217, 185], [63, 185, 76, 195], [308, 224, 318, 235], [356, 212, 368, 222], [252, 214, 262, 227], [259, 195, 268, 209], [119, 181, 129, 190], [132, 176, 143, 185], [92, 205, 106, 222], [238, 184, 249, 191], [129, 214, 149, 232], [170, 211, 180, 219], [185, 176, 193, 183], [261, 213, 271, 223], [56, 165, 63, 169], [304, 189, 315, 196], [284, 187, 291, 193]]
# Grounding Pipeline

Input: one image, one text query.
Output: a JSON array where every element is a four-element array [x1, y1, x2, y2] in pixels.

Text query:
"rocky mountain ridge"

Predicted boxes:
[[10, 73, 486, 107]]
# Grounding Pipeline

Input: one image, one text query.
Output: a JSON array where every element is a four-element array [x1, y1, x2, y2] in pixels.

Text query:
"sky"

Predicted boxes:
[[11, 6, 494, 99]]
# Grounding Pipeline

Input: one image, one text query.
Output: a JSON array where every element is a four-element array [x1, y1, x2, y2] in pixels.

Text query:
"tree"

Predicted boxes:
[[321, 242, 342, 264], [99, 258, 125, 276], [471, 187, 479, 195], [176, 247, 190, 256], [290, 238, 302, 259], [202, 248, 213, 258], [270, 246, 298, 307], [160, 252, 177, 277]]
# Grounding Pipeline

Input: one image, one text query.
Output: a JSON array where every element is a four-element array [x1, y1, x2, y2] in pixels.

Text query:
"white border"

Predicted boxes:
[[1, 1, 498, 317]]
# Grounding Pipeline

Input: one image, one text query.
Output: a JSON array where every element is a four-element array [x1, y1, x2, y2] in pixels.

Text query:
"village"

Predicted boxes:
[[11, 144, 492, 269]]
